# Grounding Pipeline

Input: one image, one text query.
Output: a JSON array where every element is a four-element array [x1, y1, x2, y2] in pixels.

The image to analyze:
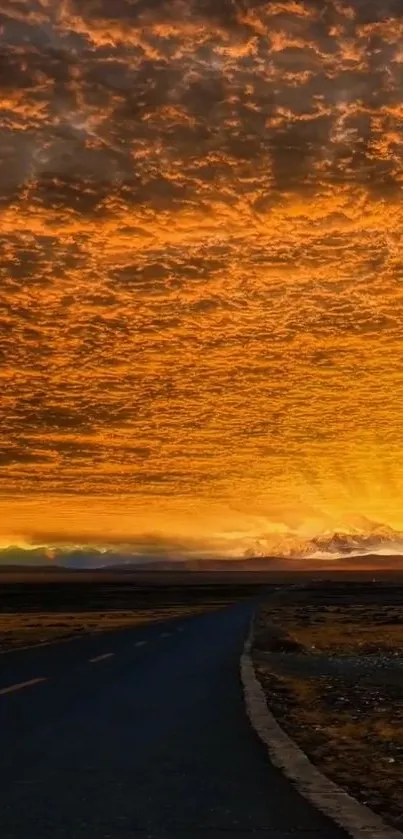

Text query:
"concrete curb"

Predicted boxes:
[[241, 626, 403, 839]]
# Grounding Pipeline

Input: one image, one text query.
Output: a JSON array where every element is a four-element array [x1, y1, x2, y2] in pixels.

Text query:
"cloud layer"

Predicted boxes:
[[2, 0, 403, 552]]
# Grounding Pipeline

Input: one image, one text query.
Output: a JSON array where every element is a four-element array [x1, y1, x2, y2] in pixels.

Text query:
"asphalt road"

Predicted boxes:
[[0, 601, 349, 838]]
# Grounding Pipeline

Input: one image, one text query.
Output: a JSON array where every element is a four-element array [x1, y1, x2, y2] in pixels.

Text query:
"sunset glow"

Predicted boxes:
[[2, 0, 403, 560]]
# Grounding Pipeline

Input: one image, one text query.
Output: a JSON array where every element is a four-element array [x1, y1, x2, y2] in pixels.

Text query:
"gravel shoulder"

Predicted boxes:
[[252, 585, 403, 832]]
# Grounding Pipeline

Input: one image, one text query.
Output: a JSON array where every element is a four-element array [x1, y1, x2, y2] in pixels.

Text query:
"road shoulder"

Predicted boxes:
[[241, 626, 403, 839]]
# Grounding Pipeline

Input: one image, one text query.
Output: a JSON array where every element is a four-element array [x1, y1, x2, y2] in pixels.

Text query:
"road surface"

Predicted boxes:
[[0, 601, 348, 838]]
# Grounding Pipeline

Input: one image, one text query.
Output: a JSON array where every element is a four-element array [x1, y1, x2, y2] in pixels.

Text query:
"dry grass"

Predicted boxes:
[[256, 602, 403, 655], [0, 602, 229, 651], [255, 665, 403, 830], [0, 576, 247, 651], [253, 593, 403, 831]]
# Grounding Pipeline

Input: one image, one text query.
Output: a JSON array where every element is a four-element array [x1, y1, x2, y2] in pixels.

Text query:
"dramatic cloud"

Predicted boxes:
[[1, 0, 403, 555]]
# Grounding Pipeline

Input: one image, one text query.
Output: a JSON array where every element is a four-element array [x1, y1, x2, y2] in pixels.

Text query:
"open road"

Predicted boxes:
[[0, 601, 348, 838]]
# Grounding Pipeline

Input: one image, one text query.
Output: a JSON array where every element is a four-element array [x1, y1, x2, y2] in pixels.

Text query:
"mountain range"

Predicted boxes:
[[2, 520, 403, 570], [243, 523, 403, 559]]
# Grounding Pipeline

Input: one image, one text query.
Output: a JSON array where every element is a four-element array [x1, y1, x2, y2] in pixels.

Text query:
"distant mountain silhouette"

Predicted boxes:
[[243, 522, 403, 559], [2, 519, 403, 572]]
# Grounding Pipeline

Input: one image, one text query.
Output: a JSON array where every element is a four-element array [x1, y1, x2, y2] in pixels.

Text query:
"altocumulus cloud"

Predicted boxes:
[[1, 0, 403, 551]]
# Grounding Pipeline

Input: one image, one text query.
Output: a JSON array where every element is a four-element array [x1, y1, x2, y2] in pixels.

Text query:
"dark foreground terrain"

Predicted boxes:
[[1, 567, 401, 651], [253, 579, 403, 831], [1, 569, 402, 836], [0, 570, 269, 651], [0, 594, 350, 839]]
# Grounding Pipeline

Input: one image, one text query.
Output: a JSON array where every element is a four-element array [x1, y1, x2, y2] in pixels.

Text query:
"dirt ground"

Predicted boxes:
[[253, 581, 403, 832]]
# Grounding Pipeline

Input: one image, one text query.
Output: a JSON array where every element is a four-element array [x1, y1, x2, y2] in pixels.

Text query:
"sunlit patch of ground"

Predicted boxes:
[[258, 602, 403, 655], [0, 572, 256, 651], [0, 604, 233, 651], [253, 590, 403, 831], [0, 599, 237, 652]]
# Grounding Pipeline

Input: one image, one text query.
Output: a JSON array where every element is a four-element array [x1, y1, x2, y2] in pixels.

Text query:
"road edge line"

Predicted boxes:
[[89, 652, 114, 663], [0, 677, 47, 696], [241, 621, 403, 839]]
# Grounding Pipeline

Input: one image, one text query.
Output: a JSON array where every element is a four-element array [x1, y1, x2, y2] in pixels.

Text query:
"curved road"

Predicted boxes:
[[0, 602, 348, 838]]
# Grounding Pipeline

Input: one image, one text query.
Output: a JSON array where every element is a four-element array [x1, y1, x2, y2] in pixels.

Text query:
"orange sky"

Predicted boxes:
[[1, 0, 403, 557]]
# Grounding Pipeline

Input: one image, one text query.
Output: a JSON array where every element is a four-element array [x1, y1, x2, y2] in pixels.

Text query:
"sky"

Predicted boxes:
[[1, 0, 403, 559]]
